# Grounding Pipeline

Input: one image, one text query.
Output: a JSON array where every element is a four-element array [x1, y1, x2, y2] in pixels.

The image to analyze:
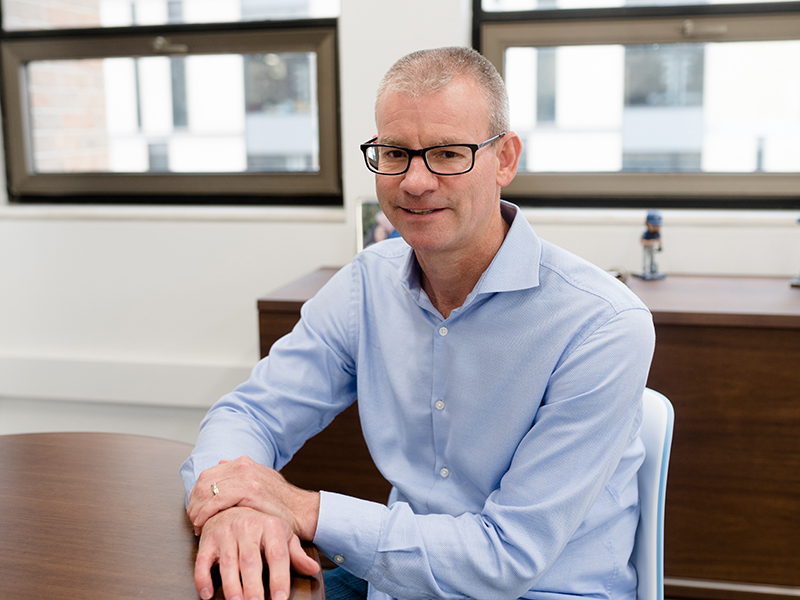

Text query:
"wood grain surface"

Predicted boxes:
[[0, 432, 323, 600]]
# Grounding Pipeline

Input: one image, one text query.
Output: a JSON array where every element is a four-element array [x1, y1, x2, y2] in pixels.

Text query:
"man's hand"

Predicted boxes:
[[187, 457, 322, 600], [194, 506, 320, 600], [187, 456, 320, 541]]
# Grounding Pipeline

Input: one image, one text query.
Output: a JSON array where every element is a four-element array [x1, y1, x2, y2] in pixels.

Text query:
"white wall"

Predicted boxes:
[[1, 0, 799, 440]]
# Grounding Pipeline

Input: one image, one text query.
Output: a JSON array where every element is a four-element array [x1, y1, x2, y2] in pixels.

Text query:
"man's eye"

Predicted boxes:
[[384, 149, 408, 160], [432, 148, 467, 160]]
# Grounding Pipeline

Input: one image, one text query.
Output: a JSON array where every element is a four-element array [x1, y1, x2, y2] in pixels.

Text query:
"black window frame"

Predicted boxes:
[[474, 0, 800, 209], [0, 16, 342, 207]]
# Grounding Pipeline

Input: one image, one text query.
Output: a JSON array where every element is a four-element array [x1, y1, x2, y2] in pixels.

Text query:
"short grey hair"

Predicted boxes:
[[376, 46, 510, 136]]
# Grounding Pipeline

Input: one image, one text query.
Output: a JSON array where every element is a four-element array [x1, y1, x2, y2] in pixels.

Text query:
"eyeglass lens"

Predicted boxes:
[[365, 145, 474, 175]]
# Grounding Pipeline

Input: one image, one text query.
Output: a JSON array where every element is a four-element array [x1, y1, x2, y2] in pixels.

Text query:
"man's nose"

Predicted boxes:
[[400, 155, 438, 194]]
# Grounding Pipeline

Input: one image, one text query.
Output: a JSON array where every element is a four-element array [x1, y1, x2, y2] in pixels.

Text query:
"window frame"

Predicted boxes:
[[0, 19, 341, 206], [475, 0, 800, 209]]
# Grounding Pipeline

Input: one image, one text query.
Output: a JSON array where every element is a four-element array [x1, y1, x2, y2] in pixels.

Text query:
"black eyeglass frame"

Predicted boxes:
[[360, 132, 507, 176]]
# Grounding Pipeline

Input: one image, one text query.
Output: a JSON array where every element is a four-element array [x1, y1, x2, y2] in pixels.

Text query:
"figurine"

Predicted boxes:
[[640, 210, 665, 280]]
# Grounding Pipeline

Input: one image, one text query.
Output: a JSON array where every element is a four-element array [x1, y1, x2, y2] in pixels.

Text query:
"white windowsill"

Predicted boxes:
[[521, 207, 800, 228], [0, 201, 348, 223], [0, 199, 796, 229]]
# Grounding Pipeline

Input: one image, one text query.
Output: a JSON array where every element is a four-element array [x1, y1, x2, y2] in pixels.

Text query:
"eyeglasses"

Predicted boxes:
[[360, 132, 506, 176]]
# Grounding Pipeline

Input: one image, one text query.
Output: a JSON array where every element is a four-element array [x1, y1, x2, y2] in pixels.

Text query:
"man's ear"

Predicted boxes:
[[495, 132, 522, 188]]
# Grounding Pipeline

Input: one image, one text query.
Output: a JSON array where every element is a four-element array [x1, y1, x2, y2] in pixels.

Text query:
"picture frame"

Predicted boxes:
[[355, 198, 400, 253]]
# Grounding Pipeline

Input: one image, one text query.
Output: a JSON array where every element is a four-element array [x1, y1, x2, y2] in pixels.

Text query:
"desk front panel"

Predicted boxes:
[[648, 324, 800, 597]]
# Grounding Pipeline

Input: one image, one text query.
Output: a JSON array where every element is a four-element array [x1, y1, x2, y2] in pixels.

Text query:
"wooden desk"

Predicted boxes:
[[258, 271, 800, 600], [0, 432, 323, 600], [625, 276, 800, 600]]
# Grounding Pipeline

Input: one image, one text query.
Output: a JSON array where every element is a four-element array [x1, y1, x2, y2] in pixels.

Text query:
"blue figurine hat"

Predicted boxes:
[[646, 210, 663, 226]]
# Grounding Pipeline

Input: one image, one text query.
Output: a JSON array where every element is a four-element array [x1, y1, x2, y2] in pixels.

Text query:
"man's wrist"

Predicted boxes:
[[294, 489, 321, 541]]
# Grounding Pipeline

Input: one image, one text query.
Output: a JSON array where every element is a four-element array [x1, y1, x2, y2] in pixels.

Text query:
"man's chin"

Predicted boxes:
[[402, 233, 452, 255]]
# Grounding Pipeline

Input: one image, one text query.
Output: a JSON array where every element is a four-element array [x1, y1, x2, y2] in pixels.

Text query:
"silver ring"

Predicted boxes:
[[211, 482, 219, 496]]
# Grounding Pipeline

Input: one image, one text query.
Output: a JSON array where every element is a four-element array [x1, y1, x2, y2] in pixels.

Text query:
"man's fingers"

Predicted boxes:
[[192, 504, 319, 600], [264, 532, 293, 600], [288, 535, 321, 576], [188, 474, 250, 531], [191, 490, 243, 531], [239, 535, 266, 600], [186, 474, 216, 525], [187, 458, 264, 529], [218, 545, 246, 600], [194, 540, 219, 600]]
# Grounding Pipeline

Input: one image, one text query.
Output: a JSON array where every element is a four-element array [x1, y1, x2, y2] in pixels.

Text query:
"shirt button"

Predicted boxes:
[[438, 326, 448, 337], [435, 400, 445, 410], [333, 554, 345, 564], [440, 467, 450, 478]]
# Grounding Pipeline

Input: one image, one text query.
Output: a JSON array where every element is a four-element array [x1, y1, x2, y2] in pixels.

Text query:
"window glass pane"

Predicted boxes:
[[1, 0, 339, 31], [26, 52, 319, 174], [505, 40, 800, 174], [484, 0, 795, 10]]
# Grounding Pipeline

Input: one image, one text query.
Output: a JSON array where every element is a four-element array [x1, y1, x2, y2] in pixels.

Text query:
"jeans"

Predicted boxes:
[[323, 568, 369, 600]]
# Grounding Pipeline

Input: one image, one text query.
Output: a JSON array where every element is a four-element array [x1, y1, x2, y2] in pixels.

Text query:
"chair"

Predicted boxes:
[[632, 388, 675, 600]]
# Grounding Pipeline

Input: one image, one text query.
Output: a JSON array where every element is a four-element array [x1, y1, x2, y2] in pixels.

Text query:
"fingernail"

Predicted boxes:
[[200, 588, 212, 599], [273, 592, 287, 600]]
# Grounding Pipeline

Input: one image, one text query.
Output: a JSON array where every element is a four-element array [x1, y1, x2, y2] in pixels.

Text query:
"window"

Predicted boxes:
[[476, 0, 800, 208], [0, 1, 341, 205]]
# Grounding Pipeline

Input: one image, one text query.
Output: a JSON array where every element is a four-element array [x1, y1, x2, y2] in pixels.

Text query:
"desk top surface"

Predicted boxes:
[[626, 275, 800, 327], [0, 432, 323, 600], [259, 268, 800, 329], [258, 267, 341, 312]]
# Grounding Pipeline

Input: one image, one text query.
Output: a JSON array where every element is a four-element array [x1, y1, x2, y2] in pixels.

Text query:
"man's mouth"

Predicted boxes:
[[404, 208, 438, 215]]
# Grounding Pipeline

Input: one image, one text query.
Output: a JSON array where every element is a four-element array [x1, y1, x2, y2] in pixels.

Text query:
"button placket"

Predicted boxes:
[[432, 321, 452, 488]]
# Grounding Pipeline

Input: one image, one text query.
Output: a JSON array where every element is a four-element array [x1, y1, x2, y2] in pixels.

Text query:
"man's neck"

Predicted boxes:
[[416, 217, 511, 319]]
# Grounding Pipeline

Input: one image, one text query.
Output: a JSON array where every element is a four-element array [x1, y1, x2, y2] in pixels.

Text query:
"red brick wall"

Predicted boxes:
[[4, 0, 109, 173]]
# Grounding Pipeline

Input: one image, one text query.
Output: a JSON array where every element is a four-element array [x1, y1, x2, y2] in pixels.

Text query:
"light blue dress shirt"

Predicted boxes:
[[181, 201, 655, 600]]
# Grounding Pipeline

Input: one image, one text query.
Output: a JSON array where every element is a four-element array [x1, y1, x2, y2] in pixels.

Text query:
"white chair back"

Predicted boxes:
[[632, 388, 675, 600]]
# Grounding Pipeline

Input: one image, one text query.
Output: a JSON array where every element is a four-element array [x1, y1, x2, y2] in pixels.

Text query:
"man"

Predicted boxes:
[[182, 47, 655, 600]]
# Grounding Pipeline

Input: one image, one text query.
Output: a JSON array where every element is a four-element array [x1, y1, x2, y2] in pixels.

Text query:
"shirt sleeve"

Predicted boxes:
[[180, 264, 359, 502], [313, 307, 655, 600]]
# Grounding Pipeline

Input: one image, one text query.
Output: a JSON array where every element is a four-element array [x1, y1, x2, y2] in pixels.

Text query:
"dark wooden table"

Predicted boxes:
[[626, 276, 800, 600], [259, 270, 800, 600], [0, 432, 324, 600]]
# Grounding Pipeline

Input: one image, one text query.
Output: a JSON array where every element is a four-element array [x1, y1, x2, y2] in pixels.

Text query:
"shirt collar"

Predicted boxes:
[[399, 200, 542, 299]]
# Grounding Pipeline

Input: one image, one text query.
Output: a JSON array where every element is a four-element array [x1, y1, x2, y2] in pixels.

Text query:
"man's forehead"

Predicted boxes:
[[375, 82, 491, 145], [377, 77, 483, 109], [377, 133, 467, 147]]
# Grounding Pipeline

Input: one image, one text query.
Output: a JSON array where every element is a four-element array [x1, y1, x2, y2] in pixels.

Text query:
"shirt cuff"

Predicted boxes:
[[313, 491, 385, 579]]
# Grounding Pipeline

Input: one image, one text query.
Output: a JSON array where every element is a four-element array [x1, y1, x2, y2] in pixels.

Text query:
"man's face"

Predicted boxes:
[[373, 77, 517, 261]]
